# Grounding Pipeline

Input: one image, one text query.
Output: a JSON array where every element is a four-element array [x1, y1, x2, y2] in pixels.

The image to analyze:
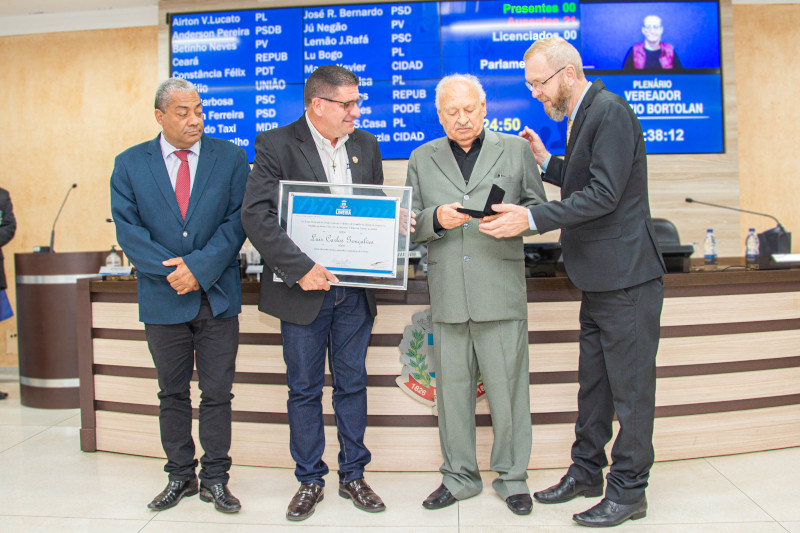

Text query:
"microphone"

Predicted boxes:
[[49, 183, 78, 253], [685, 197, 787, 232], [685, 197, 791, 266]]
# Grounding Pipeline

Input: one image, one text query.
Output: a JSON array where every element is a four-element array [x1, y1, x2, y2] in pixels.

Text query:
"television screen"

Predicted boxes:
[[170, 0, 724, 160]]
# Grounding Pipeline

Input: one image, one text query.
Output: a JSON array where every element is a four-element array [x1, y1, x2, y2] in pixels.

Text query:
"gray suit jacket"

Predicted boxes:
[[241, 115, 384, 325], [407, 129, 546, 324], [530, 80, 666, 292]]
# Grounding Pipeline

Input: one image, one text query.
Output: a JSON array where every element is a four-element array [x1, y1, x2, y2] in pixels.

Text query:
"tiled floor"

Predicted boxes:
[[1, 369, 799, 532]]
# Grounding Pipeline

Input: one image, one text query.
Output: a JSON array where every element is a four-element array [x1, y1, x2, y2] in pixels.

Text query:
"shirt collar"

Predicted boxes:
[[570, 81, 593, 122], [305, 113, 349, 150], [448, 128, 485, 152], [160, 133, 201, 159]]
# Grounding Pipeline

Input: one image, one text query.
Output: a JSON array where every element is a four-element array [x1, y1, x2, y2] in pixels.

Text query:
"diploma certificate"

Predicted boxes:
[[286, 193, 400, 278]]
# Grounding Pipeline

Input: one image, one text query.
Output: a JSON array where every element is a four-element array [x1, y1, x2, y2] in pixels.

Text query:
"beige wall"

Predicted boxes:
[[0, 2, 796, 365], [733, 4, 800, 241], [0, 26, 158, 365]]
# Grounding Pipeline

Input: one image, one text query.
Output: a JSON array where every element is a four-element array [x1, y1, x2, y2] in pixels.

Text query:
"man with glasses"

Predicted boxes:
[[480, 37, 665, 527], [242, 65, 386, 521], [623, 15, 682, 71]]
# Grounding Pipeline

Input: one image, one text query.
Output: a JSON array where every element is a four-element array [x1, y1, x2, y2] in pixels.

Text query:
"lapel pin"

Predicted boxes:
[[352, 156, 359, 164]]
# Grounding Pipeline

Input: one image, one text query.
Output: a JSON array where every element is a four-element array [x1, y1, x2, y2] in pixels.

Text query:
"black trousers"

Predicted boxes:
[[567, 277, 664, 504], [144, 295, 238, 485]]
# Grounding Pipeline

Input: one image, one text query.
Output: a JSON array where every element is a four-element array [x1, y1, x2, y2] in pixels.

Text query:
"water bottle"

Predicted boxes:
[[703, 229, 717, 267], [745, 228, 760, 271], [105, 245, 122, 268]]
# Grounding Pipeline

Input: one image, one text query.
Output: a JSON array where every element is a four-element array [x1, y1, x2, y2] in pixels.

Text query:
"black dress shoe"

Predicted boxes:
[[573, 496, 647, 527], [0, 391, 8, 400], [505, 493, 533, 515], [286, 483, 324, 521], [339, 478, 386, 512], [147, 478, 199, 511], [422, 483, 457, 510], [533, 475, 603, 504], [199, 482, 241, 513]]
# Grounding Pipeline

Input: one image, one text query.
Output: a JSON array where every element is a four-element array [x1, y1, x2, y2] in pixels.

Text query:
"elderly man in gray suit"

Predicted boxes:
[[406, 74, 546, 516], [481, 37, 666, 528]]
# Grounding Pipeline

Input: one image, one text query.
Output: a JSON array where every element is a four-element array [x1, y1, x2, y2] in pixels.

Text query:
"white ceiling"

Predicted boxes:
[[0, 0, 157, 17]]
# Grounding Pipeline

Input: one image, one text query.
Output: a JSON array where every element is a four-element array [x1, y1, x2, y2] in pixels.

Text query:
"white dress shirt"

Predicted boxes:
[[159, 133, 201, 193]]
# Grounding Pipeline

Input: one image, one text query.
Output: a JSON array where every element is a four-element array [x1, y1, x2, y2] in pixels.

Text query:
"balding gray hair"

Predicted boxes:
[[155, 77, 199, 112], [435, 74, 486, 110]]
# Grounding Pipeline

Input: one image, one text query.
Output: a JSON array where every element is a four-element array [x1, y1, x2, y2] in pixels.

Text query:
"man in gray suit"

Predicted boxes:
[[407, 74, 546, 515], [480, 37, 666, 527]]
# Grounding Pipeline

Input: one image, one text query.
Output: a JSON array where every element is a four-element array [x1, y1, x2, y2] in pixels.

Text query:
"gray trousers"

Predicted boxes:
[[433, 319, 531, 500]]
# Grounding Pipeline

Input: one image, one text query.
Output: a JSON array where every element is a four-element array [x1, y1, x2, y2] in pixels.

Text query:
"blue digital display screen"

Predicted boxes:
[[170, 0, 724, 160]]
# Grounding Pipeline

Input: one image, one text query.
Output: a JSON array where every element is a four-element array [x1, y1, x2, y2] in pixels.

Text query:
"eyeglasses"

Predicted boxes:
[[318, 96, 364, 112], [525, 66, 566, 92], [643, 24, 662, 30]]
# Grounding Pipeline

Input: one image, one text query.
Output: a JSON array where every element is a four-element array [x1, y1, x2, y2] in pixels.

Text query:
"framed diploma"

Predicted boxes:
[[278, 181, 413, 290]]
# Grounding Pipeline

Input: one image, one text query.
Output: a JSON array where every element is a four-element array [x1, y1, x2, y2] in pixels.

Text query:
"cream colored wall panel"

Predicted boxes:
[[94, 403, 800, 471], [92, 302, 143, 330], [236, 344, 286, 372], [373, 305, 430, 334], [653, 406, 800, 461], [95, 375, 159, 406], [661, 292, 800, 327], [91, 293, 800, 338], [656, 329, 800, 367], [656, 368, 800, 406], [528, 302, 580, 331], [93, 338, 153, 367], [239, 306, 281, 334]]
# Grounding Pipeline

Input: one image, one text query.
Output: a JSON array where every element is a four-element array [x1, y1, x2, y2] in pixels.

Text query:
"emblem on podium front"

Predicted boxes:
[[396, 308, 486, 415]]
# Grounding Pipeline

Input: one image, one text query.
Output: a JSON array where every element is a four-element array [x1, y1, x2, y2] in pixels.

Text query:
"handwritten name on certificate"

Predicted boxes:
[[287, 193, 400, 277]]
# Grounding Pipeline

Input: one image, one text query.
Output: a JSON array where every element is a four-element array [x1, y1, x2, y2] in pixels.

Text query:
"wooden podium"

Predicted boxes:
[[15, 252, 107, 408]]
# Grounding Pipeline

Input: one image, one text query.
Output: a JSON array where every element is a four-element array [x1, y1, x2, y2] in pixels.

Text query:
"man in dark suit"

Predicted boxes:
[[111, 78, 248, 514], [0, 187, 16, 400], [242, 65, 387, 521], [480, 37, 666, 527]]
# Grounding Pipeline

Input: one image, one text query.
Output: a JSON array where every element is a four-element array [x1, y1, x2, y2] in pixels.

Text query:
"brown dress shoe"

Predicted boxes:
[[338, 478, 386, 512], [286, 483, 324, 521]]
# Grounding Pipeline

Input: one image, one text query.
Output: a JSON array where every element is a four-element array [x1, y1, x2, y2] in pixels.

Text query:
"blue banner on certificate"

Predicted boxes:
[[287, 193, 400, 277], [278, 181, 413, 290]]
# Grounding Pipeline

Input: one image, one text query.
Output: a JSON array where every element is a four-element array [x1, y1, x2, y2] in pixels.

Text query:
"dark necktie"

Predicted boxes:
[[174, 150, 191, 219]]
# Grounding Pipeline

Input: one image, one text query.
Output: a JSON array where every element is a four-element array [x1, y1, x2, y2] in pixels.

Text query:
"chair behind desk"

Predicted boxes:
[[652, 218, 694, 273]]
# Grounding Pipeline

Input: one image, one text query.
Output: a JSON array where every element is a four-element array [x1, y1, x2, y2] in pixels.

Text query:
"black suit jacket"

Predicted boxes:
[[0, 188, 17, 290], [241, 115, 384, 325], [529, 80, 666, 292]]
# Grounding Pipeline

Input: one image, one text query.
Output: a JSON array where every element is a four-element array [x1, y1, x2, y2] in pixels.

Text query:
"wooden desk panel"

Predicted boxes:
[[78, 270, 800, 469]]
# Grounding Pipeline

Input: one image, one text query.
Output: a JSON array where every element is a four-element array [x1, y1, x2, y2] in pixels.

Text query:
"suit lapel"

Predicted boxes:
[[345, 134, 364, 184], [465, 129, 502, 195], [431, 138, 466, 192], [563, 80, 603, 179], [184, 136, 215, 225], [294, 116, 328, 183], [146, 135, 184, 224]]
